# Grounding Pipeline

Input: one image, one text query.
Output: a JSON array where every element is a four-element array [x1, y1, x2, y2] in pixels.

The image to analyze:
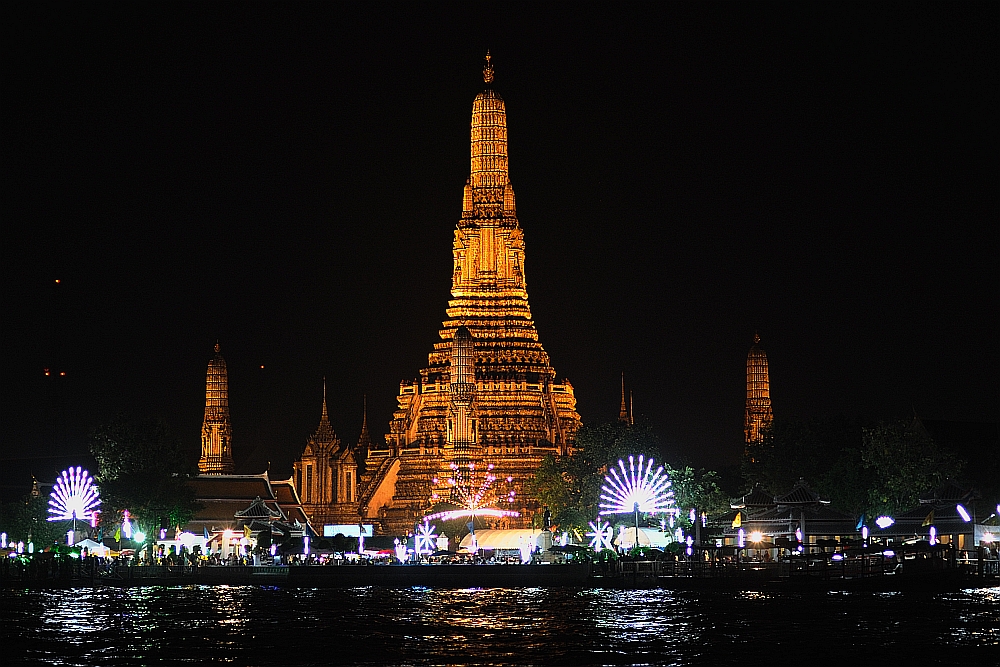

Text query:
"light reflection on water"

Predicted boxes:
[[2, 585, 997, 665]]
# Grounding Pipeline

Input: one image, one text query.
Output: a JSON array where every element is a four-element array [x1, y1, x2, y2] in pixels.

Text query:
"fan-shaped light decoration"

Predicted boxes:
[[426, 462, 520, 522], [598, 455, 675, 516], [586, 519, 614, 553], [47, 467, 101, 522]]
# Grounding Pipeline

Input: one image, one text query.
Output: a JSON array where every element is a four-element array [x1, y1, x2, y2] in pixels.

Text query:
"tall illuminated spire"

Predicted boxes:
[[199, 342, 234, 474], [376, 53, 582, 535], [745, 333, 773, 446], [619, 373, 630, 424]]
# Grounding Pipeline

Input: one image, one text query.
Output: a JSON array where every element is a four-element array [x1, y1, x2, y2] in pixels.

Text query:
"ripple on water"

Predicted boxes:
[[3, 585, 999, 665]]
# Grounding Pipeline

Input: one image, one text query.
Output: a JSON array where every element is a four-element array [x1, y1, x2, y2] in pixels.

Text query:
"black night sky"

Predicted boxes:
[[4, 5, 997, 483]]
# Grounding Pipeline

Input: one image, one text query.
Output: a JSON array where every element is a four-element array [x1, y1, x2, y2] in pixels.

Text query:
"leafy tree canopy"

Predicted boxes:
[[528, 421, 728, 535], [743, 417, 964, 518], [89, 414, 200, 532], [0, 492, 64, 547]]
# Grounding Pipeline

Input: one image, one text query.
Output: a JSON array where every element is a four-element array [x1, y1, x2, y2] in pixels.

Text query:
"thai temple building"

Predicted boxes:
[[354, 53, 582, 534], [291, 383, 363, 527], [186, 343, 315, 547], [744, 333, 773, 449]]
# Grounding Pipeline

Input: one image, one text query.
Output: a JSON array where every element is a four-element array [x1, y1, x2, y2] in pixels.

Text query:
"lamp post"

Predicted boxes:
[[633, 502, 640, 552]]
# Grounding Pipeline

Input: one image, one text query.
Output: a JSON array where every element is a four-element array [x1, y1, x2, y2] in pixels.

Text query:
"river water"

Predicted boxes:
[[3, 585, 998, 665]]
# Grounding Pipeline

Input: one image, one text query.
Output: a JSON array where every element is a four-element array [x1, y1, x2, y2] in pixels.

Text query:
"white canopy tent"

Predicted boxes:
[[614, 527, 672, 550], [458, 529, 546, 552], [74, 538, 110, 557]]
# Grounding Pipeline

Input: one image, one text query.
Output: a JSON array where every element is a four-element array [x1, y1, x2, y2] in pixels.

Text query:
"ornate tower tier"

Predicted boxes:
[[745, 333, 774, 446], [199, 343, 234, 474], [360, 54, 582, 535]]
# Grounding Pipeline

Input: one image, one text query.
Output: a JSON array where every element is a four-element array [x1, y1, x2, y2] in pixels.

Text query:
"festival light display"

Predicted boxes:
[[586, 519, 613, 553], [415, 520, 437, 555], [426, 462, 520, 522], [598, 455, 675, 516], [47, 467, 101, 525], [875, 516, 895, 529]]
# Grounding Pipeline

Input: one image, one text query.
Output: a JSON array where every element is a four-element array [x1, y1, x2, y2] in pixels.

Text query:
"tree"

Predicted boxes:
[[528, 421, 661, 534], [664, 465, 730, 517], [0, 492, 64, 548], [861, 420, 963, 516], [528, 421, 727, 535], [89, 414, 200, 533]]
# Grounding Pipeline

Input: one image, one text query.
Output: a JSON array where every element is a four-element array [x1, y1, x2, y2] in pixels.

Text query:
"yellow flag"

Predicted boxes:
[[114, 526, 121, 542], [732, 512, 742, 528], [921, 510, 934, 527]]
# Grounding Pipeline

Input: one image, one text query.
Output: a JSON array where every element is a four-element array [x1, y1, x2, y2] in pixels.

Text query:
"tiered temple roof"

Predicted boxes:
[[361, 55, 582, 534]]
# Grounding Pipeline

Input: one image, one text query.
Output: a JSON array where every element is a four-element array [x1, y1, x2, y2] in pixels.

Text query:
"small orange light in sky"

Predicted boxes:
[[55, 279, 61, 284], [60, 372, 66, 376], [44, 368, 50, 376], [260, 365, 265, 369]]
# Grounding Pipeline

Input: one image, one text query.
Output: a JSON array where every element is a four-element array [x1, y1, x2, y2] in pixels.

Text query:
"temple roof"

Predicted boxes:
[[774, 479, 822, 505], [733, 484, 775, 509], [188, 474, 274, 501]]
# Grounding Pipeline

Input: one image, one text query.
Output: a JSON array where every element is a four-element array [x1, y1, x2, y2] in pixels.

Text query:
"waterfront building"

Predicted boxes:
[[744, 333, 773, 451], [198, 343, 235, 475], [716, 479, 857, 551], [358, 55, 582, 535], [185, 473, 314, 546]]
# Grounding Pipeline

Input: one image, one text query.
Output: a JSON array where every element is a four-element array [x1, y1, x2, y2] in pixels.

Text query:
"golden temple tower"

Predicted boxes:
[[744, 333, 773, 446], [360, 54, 582, 534], [198, 343, 234, 474]]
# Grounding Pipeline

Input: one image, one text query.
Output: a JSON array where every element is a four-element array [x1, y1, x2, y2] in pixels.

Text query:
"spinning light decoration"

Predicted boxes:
[[47, 467, 101, 525], [586, 519, 614, 553], [425, 462, 520, 522], [956, 504, 972, 523], [415, 520, 437, 554], [598, 456, 675, 516]]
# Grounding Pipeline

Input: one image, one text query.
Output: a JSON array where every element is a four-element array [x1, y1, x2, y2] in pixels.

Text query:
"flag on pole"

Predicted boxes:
[[921, 510, 934, 527], [203, 526, 209, 540], [114, 526, 121, 542], [856, 514, 865, 531], [731, 512, 742, 528]]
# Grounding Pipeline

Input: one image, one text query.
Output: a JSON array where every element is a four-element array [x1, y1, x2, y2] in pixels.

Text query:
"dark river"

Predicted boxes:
[[3, 585, 998, 665]]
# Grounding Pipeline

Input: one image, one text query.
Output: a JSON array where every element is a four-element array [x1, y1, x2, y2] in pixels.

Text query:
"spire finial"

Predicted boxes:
[[214, 340, 220, 354], [362, 394, 368, 430], [321, 377, 329, 421], [619, 372, 630, 424], [754, 331, 761, 345], [483, 50, 494, 84]]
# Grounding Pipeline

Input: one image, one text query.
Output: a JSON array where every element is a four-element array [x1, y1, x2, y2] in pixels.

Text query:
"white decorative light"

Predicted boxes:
[[929, 526, 937, 545], [415, 520, 437, 554], [875, 516, 894, 529], [956, 504, 971, 523], [598, 456, 675, 516], [47, 467, 101, 523], [586, 519, 613, 553], [394, 538, 407, 562], [519, 535, 533, 564]]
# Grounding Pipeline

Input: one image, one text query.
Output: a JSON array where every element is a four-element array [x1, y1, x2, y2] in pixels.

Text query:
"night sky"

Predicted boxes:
[[4, 5, 996, 481]]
